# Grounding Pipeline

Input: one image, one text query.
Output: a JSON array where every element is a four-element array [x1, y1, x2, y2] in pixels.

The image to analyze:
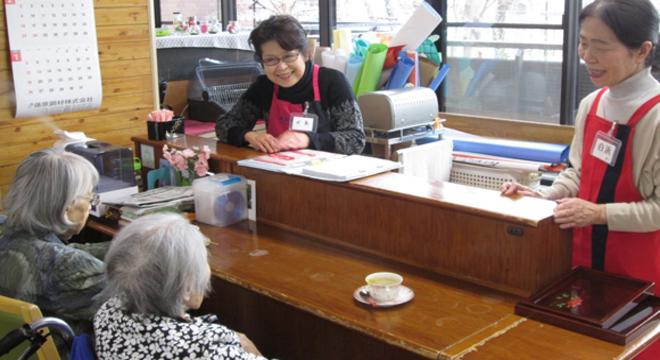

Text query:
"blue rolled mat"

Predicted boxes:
[[448, 136, 570, 164], [345, 55, 363, 88], [386, 56, 415, 89]]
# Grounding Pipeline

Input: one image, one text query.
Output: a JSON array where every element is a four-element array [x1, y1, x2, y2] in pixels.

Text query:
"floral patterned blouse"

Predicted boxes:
[[94, 297, 266, 360]]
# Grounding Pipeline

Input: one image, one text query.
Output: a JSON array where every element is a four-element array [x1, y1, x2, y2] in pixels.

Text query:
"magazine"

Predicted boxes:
[[237, 150, 400, 182], [104, 186, 193, 207]]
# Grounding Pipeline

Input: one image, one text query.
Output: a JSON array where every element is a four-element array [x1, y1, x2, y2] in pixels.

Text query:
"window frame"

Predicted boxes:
[[153, 0, 586, 126]]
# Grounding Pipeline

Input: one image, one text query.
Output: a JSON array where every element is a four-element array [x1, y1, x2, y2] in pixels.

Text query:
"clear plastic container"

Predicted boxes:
[[193, 174, 247, 227]]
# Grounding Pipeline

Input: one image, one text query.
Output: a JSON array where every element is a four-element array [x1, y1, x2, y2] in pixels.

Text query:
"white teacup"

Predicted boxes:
[[365, 272, 403, 303]]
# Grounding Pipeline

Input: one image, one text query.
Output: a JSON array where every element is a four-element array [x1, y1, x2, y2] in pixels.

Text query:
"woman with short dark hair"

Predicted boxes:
[[216, 15, 365, 155], [94, 213, 265, 359], [0, 149, 106, 329], [502, 1, 659, 357]]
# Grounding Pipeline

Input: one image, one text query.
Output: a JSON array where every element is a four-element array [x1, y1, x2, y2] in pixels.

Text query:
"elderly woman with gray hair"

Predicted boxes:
[[0, 149, 107, 329], [94, 213, 266, 360]]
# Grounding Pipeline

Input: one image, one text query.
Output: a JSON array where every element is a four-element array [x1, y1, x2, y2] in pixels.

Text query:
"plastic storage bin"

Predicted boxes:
[[193, 173, 247, 227], [188, 59, 262, 121], [65, 141, 136, 192]]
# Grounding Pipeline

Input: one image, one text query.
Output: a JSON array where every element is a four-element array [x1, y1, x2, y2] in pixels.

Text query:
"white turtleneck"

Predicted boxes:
[[597, 68, 659, 124], [542, 67, 660, 232]]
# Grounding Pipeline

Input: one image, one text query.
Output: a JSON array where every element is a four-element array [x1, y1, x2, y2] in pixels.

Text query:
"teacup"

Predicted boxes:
[[365, 272, 403, 303]]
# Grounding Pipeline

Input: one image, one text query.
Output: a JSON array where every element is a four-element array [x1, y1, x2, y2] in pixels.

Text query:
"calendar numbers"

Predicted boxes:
[[5, 0, 102, 117]]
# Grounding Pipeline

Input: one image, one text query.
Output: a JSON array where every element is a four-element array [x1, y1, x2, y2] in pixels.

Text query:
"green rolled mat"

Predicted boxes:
[[353, 43, 388, 97]]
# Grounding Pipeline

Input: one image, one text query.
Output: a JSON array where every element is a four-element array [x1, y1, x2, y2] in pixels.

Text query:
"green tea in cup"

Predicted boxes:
[[365, 272, 403, 302]]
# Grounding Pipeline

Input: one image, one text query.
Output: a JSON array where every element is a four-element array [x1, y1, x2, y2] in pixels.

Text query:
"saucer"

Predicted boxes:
[[353, 285, 414, 308]]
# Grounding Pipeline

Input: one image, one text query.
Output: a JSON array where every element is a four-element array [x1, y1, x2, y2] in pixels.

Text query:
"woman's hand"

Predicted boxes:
[[236, 332, 263, 356], [244, 131, 281, 153], [553, 198, 607, 229], [500, 182, 542, 198], [277, 130, 310, 150]]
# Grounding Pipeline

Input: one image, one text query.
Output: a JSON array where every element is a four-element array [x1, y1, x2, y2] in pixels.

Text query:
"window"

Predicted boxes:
[[444, 0, 565, 124], [336, 0, 424, 35], [159, 0, 222, 25], [236, 0, 320, 34], [152, 0, 659, 125]]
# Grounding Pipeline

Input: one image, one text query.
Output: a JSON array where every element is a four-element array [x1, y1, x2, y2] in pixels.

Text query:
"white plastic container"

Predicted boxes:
[[193, 173, 247, 227]]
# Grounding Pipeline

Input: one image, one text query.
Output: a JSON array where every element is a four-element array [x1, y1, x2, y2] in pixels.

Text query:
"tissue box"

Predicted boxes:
[[193, 174, 247, 227]]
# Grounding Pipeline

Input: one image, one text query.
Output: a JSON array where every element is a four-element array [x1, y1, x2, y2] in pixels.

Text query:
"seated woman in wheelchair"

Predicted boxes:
[[0, 149, 107, 332]]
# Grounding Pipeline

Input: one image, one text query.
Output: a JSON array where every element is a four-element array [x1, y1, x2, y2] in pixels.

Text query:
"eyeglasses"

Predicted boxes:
[[261, 51, 300, 67], [79, 193, 100, 207]]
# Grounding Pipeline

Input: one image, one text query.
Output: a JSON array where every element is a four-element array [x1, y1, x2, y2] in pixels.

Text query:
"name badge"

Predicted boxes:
[[290, 112, 318, 132], [590, 130, 621, 166]]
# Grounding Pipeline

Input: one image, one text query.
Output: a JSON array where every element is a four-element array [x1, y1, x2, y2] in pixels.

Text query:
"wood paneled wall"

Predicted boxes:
[[0, 0, 155, 199]]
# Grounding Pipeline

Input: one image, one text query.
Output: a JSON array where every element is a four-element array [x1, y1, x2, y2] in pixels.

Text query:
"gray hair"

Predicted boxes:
[[103, 213, 211, 317], [4, 149, 99, 236]]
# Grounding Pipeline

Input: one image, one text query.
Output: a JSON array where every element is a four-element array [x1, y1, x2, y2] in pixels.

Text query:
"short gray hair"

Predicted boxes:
[[4, 149, 99, 236], [103, 213, 211, 317]]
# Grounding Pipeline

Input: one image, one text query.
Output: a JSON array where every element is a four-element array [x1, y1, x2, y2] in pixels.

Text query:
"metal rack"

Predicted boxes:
[[365, 122, 442, 159]]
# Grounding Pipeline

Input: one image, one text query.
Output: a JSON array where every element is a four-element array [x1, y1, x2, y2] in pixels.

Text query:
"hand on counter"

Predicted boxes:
[[245, 131, 281, 153], [277, 130, 309, 151], [500, 182, 542, 198]]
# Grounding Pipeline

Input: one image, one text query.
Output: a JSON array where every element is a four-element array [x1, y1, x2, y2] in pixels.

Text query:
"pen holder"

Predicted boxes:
[[147, 120, 174, 141]]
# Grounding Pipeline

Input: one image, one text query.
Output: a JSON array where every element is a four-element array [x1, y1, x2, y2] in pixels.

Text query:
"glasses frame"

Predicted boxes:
[[260, 51, 301, 67], [79, 192, 100, 208]]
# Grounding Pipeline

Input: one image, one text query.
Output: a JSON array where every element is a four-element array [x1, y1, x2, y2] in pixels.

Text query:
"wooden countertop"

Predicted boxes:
[[351, 172, 556, 227], [129, 135, 658, 358], [200, 221, 656, 359]]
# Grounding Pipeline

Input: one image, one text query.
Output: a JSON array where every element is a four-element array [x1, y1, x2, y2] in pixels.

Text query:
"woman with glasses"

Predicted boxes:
[[0, 149, 107, 333], [216, 15, 366, 154], [502, 1, 659, 356]]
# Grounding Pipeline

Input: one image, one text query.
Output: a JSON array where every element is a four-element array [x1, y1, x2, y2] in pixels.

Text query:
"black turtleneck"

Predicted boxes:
[[243, 61, 355, 111], [216, 61, 365, 155]]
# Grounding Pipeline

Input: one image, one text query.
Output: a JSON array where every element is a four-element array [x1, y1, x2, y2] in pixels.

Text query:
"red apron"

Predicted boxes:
[[267, 64, 321, 138], [574, 88, 660, 359]]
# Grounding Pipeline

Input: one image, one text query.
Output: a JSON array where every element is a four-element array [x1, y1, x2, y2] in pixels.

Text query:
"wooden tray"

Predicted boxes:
[[517, 267, 654, 328], [516, 294, 660, 345]]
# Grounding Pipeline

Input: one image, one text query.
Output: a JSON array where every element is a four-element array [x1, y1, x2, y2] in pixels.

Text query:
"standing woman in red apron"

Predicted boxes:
[[503, 0, 659, 357], [216, 15, 366, 155]]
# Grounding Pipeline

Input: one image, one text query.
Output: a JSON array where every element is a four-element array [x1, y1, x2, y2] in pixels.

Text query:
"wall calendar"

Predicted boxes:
[[4, 0, 102, 118]]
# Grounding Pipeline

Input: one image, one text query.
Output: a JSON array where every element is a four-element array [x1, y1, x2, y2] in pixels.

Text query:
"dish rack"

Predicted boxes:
[[204, 82, 253, 112], [449, 162, 541, 191], [194, 61, 262, 113]]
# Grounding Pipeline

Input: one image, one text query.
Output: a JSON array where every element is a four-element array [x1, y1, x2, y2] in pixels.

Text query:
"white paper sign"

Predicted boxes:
[[4, 0, 103, 118], [391, 2, 443, 50]]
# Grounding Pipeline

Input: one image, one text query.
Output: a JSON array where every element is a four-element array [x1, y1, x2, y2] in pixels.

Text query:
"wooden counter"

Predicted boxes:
[[129, 135, 659, 359], [232, 167, 571, 297], [198, 221, 658, 360]]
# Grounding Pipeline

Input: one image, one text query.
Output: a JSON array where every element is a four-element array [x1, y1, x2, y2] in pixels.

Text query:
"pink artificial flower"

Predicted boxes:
[[172, 152, 188, 170], [181, 148, 196, 158]]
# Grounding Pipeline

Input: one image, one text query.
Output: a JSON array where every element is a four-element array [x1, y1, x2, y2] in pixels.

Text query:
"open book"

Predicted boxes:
[[237, 150, 400, 182]]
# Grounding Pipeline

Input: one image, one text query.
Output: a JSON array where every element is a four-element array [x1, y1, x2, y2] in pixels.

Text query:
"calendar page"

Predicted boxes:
[[4, 0, 102, 118]]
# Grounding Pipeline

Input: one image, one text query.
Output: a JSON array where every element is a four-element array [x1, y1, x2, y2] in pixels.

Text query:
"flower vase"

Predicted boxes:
[[175, 169, 195, 187]]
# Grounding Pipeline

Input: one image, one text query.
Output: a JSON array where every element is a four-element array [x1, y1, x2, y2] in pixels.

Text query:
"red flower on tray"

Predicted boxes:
[[566, 296, 583, 309], [551, 292, 584, 309]]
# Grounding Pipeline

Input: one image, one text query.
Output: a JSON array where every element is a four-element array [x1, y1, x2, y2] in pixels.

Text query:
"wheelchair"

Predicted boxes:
[[0, 316, 94, 360]]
